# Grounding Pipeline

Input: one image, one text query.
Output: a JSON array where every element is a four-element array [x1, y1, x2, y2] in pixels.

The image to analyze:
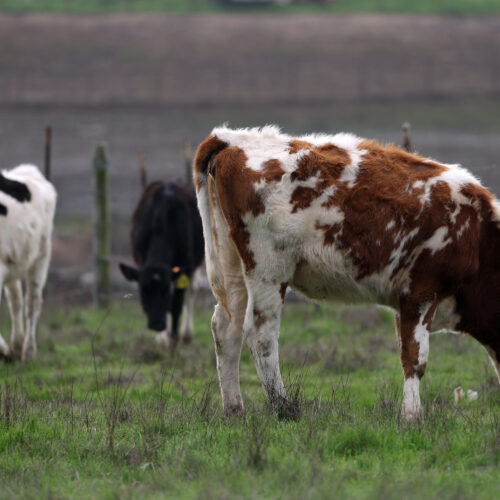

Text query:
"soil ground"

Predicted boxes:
[[0, 14, 499, 106]]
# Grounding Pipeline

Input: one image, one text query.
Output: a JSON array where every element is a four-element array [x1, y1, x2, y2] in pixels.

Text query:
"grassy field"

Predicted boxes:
[[0, 297, 499, 499], [0, 0, 499, 14]]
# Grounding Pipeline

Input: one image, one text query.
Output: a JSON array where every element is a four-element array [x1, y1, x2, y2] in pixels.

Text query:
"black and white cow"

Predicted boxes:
[[0, 165, 56, 362], [120, 181, 204, 352]]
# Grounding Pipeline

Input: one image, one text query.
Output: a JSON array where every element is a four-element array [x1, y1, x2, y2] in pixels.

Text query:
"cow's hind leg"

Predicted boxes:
[[23, 248, 50, 362], [5, 280, 24, 360], [211, 271, 247, 416], [397, 297, 438, 421], [244, 280, 297, 419], [0, 281, 10, 360]]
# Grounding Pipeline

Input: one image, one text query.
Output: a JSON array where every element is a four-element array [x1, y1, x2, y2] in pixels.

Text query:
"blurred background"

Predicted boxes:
[[0, 0, 499, 302]]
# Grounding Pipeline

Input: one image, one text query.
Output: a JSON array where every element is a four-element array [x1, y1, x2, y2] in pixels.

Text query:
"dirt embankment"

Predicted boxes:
[[0, 14, 499, 106]]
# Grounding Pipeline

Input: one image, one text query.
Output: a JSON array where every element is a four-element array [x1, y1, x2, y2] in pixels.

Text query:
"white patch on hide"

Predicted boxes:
[[414, 302, 432, 365], [423, 226, 451, 255]]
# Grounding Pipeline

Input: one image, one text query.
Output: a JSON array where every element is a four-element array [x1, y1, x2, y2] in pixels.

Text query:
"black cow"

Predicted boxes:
[[119, 181, 204, 352]]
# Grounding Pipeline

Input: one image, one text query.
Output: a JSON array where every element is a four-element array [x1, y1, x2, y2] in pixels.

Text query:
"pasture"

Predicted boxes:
[[1, 297, 499, 499]]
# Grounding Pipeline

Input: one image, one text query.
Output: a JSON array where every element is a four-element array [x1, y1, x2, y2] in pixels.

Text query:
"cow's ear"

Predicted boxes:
[[119, 263, 139, 282]]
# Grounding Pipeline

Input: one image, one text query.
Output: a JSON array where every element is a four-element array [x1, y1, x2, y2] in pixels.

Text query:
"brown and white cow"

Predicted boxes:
[[194, 125, 500, 420]]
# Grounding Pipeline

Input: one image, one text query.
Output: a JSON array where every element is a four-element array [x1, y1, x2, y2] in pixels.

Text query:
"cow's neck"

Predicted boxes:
[[455, 218, 500, 345], [144, 231, 173, 268]]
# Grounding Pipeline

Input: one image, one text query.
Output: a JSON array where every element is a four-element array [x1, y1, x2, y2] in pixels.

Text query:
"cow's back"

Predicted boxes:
[[196, 126, 494, 307], [0, 164, 56, 279], [131, 181, 203, 270]]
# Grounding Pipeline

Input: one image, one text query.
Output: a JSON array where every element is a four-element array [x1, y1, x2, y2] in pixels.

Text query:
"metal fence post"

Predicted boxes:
[[93, 143, 111, 309]]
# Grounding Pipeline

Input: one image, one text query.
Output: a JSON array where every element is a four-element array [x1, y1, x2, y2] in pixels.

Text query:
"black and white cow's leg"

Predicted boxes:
[[180, 280, 194, 344], [398, 297, 437, 421], [244, 281, 296, 418], [211, 272, 247, 416], [0, 283, 11, 359], [168, 287, 186, 353], [23, 244, 50, 362], [5, 280, 25, 360]]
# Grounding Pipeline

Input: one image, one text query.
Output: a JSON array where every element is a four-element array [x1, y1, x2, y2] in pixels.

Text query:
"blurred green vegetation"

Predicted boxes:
[[0, 0, 499, 14]]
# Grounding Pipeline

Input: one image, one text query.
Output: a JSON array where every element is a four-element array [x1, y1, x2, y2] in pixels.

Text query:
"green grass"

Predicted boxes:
[[0, 0, 500, 15], [0, 298, 500, 499]]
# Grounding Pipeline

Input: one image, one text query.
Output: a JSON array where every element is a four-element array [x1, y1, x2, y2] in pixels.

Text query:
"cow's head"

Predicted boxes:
[[119, 262, 181, 331]]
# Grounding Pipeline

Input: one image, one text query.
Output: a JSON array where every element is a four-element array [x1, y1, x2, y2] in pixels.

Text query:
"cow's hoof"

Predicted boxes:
[[181, 334, 193, 345], [155, 331, 169, 350], [0, 351, 13, 363], [10, 341, 23, 361], [168, 339, 178, 358], [401, 408, 423, 422], [21, 346, 36, 362], [21, 338, 37, 362]]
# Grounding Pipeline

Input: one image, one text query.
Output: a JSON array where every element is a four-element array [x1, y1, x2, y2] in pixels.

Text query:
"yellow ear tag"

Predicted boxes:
[[176, 273, 190, 290]]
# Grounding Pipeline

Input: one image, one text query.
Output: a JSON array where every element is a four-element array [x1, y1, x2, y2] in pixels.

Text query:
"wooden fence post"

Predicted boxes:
[[44, 125, 52, 180], [184, 140, 193, 186], [93, 143, 111, 309]]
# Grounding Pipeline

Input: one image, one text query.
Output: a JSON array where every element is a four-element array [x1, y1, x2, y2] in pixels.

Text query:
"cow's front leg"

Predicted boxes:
[[180, 281, 194, 344], [162, 287, 186, 355], [245, 283, 297, 419], [397, 297, 437, 421], [23, 269, 46, 362]]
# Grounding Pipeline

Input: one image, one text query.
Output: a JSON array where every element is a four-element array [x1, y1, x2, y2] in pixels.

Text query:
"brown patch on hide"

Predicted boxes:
[[314, 140, 468, 282], [213, 146, 265, 272], [280, 282, 288, 303], [289, 143, 352, 212], [262, 159, 285, 183], [290, 147, 349, 184], [254, 308, 267, 329], [210, 151, 286, 273], [193, 135, 229, 191], [290, 186, 321, 213], [317, 143, 352, 164], [207, 174, 219, 248], [398, 299, 423, 379], [398, 293, 440, 380], [288, 139, 313, 154]]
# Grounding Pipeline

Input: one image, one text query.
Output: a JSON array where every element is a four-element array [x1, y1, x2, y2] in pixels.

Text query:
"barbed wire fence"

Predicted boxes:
[[41, 123, 499, 307], [44, 130, 199, 308]]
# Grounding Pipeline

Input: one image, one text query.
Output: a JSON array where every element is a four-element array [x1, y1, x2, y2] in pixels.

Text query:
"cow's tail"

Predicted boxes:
[[193, 135, 231, 316]]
